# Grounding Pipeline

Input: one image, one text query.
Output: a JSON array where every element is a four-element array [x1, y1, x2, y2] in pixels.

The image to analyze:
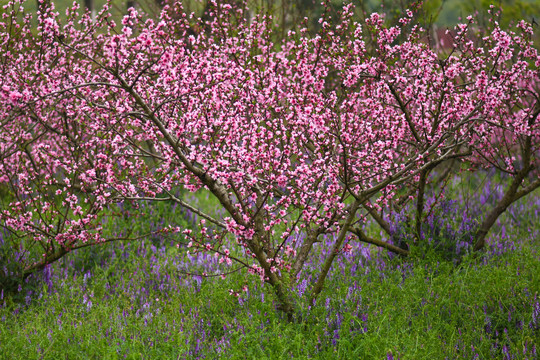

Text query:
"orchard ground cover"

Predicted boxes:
[[0, 173, 538, 359]]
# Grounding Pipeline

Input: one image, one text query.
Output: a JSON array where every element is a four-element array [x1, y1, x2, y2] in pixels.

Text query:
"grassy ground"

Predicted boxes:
[[0, 178, 539, 359], [0, 239, 538, 359]]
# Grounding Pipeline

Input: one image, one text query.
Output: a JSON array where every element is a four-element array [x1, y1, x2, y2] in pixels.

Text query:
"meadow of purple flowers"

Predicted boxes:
[[0, 173, 538, 359]]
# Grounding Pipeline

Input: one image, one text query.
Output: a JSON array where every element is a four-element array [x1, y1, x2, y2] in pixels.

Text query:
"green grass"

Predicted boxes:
[[0, 236, 538, 359]]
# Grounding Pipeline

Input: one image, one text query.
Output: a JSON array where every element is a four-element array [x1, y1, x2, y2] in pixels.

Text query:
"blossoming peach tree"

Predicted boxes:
[[0, 0, 538, 317]]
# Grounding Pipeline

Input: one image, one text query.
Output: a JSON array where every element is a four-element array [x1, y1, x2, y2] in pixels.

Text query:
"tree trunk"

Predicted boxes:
[[310, 200, 360, 303], [473, 173, 540, 251], [474, 118, 537, 251]]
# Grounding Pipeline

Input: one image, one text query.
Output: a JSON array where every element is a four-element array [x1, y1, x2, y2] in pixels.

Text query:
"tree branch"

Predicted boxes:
[[351, 227, 409, 256]]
